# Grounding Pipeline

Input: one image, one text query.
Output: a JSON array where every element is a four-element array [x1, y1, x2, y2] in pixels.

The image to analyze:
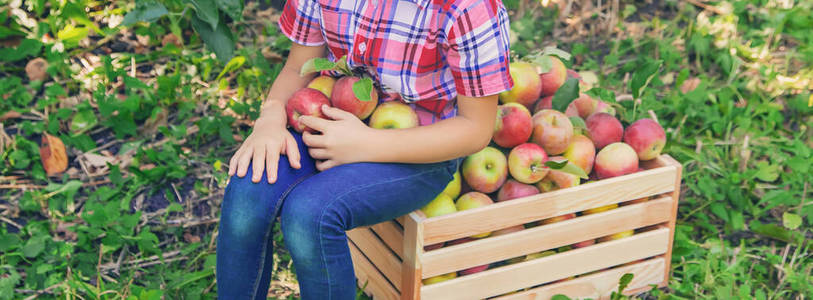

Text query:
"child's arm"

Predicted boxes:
[[299, 94, 498, 170], [228, 43, 326, 183]]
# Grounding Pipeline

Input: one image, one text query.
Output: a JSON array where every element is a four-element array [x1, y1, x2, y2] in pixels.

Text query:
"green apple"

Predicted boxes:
[[440, 171, 462, 199], [420, 193, 457, 218]]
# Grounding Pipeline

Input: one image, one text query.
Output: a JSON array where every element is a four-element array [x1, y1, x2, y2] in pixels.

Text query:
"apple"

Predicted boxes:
[[307, 75, 336, 97], [420, 193, 457, 218], [493, 103, 533, 148], [582, 203, 618, 215], [461, 147, 508, 193], [446, 238, 490, 275], [508, 143, 549, 184], [533, 95, 553, 114], [531, 109, 574, 155], [330, 76, 378, 119], [623, 118, 666, 160], [585, 113, 623, 150], [594, 100, 616, 116], [422, 272, 456, 285], [491, 224, 525, 237], [509, 250, 557, 264], [563, 134, 596, 174], [536, 156, 581, 192], [594, 142, 639, 179], [571, 239, 595, 248], [496, 180, 539, 202], [440, 171, 462, 200], [285, 88, 332, 133], [625, 196, 650, 205], [539, 213, 576, 225], [499, 61, 543, 109], [564, 94, 597, 119], [456, 192, 494, 238], [538, 56, 567, 97], [369, 101, 419, 129], [597, 230, 634, 242], [424, 242, 444, 251]]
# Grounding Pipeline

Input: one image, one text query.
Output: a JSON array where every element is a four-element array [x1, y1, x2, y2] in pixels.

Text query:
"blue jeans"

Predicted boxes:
[[216, 129, 459, 299]]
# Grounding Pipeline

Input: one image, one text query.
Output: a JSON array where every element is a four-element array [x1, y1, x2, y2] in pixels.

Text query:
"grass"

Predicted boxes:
[[0, 0, 810, 299]]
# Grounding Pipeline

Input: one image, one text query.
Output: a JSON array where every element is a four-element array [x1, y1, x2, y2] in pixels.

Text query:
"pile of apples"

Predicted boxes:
[[418, 55, 668, 285], [286, 74, 419, 132]]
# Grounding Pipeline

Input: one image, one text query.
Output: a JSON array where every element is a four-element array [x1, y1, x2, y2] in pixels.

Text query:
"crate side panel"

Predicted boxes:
[[348, 228, 402, 291], [349, 241, 401, 300]]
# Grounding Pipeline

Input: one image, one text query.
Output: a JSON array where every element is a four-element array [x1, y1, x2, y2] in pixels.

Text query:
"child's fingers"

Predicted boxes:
[[251, 146, 266, 183], [321, 104, 353, 120], [228, 148, 242, 176], [285, 134, 301, 169], [315, 159, 338, 171], [308, 148, 330, 160], [236, 149, 253, 178], [266, 148, 280, 184], [302, 131, 326, 148], [299, 115, 329, 132]]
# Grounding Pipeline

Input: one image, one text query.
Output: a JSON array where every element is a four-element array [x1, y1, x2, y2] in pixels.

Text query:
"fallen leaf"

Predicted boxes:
[[40, 133, 68, 176], [183, 232, 201, 243], [680, 77, 701, 93], [25, 57, 49, 82], [161, 33, 182, 47]]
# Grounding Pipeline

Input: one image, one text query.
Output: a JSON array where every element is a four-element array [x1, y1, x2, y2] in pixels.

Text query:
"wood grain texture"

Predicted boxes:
[[659, 154, 683, 286], [349, 240, 401, 300], [401, 213, 424, 300], [419, 228, 670, 300], [347, 228, 402, 291], [370, 221, 405, 259], [421, 165, 678, 245], [491, 257, 667, 300], [421, 197, 673, 278]]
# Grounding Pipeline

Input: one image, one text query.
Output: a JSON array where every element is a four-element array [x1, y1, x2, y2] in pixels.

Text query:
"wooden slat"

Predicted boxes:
[[421, 197, 673, 278], [659, 154, 682, 286], [347, 228, 402, 291], [422, 165, 678, 245], [401, 213, 423, 300], [349, 240, 401, 300], [370, 221, 404, 259], [492, 257, 667, 300], [420, 228, 670, 300]]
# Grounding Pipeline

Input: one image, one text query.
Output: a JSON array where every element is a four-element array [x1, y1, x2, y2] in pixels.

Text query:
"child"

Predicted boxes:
[[216, 0, 513, 298]]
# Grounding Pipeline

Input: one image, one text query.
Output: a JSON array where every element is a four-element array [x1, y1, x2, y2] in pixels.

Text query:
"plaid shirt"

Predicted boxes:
[[279, 0, 513, 125]]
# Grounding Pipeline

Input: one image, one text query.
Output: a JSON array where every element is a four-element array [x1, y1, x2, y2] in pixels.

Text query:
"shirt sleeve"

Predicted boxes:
[[445, 0, 514, 97], [278, 0, 326, 46]]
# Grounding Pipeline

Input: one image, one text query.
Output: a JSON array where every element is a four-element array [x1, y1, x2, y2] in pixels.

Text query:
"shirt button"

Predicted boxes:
[[358, 42, 366, 54]]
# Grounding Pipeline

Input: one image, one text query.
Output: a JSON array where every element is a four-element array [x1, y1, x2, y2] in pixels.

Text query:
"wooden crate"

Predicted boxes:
[[347, 154, 682, 300]]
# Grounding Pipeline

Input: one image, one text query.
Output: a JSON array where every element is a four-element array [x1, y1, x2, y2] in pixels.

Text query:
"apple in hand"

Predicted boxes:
[[307, 75, 336, 97], [508, 143, 549, 184], [594, 142, 639, 179], [421, 193, 457, 218], [456, 192, 494, 238], [369, 101, 418, 129], [286, 88, 332, 133], [330, 76, 378, 119], [531, 109, 574, 155], [462, 147, 508, 193], [497, 180, 539, 202], [585, 113, 624, 150], [623, 118, 666, 160], [538, 56, 567, 97], [499, 61, 543, 109], [493, 103, 533, 148], [563, 134, 596, 174]]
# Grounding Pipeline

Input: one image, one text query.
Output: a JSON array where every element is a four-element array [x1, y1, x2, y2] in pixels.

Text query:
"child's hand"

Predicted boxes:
[[300, 105, 375, 171], [228, 114, 302, 184]]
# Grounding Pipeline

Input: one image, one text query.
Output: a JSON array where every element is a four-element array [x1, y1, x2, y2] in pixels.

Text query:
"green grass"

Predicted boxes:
[[0, 0, 810, 299]]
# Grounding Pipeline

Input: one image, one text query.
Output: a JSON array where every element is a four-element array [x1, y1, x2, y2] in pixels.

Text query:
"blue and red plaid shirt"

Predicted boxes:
[[279, 0, 514, 125]]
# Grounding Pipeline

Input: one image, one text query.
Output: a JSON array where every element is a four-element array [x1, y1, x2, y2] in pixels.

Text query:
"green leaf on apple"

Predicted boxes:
[[782, 212, 802, 230], [551, 78, 580, 112], [544, 159, 589, 179], [300, 57, 336, 76], [629, 59, 662, 99], [530, 55, 553, 73], [352, 77, 374, 102], [569, 116, 586, 133], [541, 46, 572, 63]]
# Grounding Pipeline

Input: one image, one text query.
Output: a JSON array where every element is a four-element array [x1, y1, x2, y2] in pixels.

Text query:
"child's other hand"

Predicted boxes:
[[300, 105, 374, 171]]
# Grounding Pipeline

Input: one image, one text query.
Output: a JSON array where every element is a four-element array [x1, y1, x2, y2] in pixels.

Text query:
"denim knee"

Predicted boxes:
[[219, 173, 276, 244], [280, 189, 345, 267]]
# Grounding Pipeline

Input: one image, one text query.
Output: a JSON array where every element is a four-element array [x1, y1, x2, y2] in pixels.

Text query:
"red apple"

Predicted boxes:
[[562, 134, 596, 174], [499, 62, 543, 109], [538, 56, 567, 97], [531, 109, 574, 155], [508, 143, 549, 184], [533, 95, 553, 114], [285, 88, 331, 133], [594, 142, 639, 179], [369, 101, 418, 129], [623, 118, 666, 160], [497, 180, 539, 202], [594, 100, 616, 116], [493, 103, 533, 148], [571, 239, 595, 248], [539, 213, 576, 225], [461, 147, 508, 193], [456, 192, 494, 238], [307, 75, 336, 97], [330, 76, 378, 119], [536, 157, 581, 192], [424, 242, 444, 251], [564, 94, 597, 119], [585, 113, 624, 150]]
